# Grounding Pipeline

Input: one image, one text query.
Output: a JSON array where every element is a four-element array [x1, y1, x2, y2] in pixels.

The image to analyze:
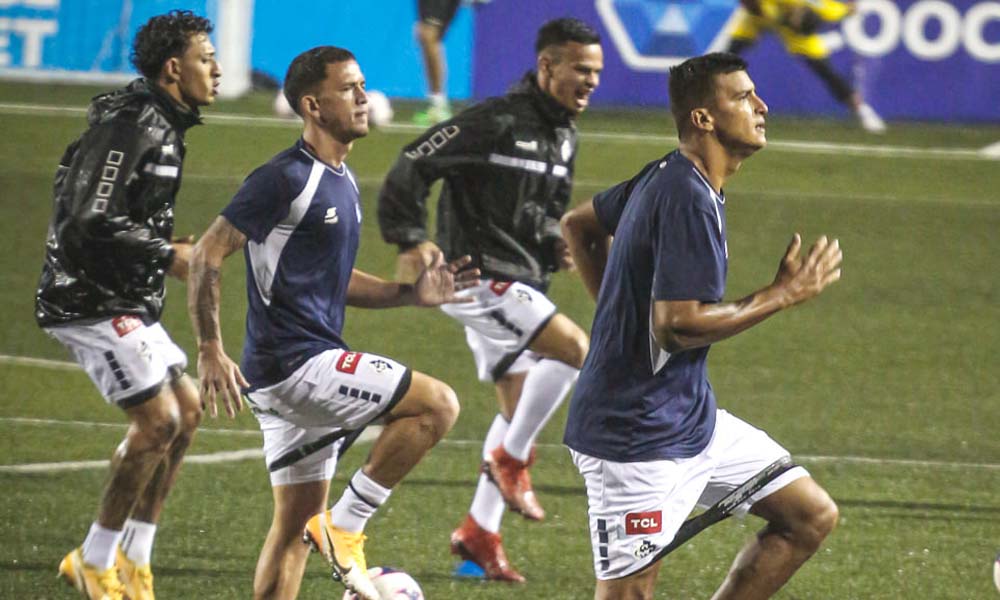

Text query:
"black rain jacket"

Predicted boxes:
[[35, 78, 201, 327], [378, 72, 578, 291]]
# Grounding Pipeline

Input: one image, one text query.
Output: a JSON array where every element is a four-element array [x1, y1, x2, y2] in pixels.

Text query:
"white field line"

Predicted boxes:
[[1, 102, 996, 162], [1, 416, 996, 473], [981, 140, 1000, 158]]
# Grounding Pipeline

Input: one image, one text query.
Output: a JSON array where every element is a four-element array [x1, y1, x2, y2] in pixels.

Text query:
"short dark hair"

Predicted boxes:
[[283, 46, 357, 116], [535, 18, 601, 55], [668, 52, 747, 133], [131, 10, 213, 79]]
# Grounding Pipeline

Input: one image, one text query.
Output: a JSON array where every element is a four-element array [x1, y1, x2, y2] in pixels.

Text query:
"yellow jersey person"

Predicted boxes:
[[727, 0, 886, 133]]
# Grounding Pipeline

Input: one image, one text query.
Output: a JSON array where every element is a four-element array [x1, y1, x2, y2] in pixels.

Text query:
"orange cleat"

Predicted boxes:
[[450, 514, 525, 583], [482, 445, 544, 521], [303, 511, 378, 600]]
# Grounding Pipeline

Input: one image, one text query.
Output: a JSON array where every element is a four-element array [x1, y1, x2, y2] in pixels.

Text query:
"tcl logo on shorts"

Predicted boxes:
[[625, 511, 663, 535], [489, 281, 512, 296], [111, 315, 142, 337], [336, 351, 363, 374]]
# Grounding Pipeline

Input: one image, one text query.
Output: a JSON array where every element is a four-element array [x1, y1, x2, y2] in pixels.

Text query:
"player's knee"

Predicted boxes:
[[129, 410, 181, 454], [424, 381, 460, 437], [795, 494, 839, 552]]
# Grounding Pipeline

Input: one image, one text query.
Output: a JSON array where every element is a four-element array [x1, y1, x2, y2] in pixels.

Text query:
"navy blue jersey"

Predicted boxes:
[[221, 139, 362, 389], [564, 150, 728, 461]]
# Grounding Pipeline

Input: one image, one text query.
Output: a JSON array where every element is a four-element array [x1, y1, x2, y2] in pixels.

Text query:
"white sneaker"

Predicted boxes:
[[857, 103, 886, 134]]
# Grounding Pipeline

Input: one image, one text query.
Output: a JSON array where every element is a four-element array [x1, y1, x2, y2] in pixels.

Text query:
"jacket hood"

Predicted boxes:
[[508, 71, 575, 126], [87, 78, 202, 131]]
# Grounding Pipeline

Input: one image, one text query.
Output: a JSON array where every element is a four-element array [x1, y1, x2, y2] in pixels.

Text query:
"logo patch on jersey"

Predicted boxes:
[[561, 139, 573, 162], [336, 351, 363, 374], [625, 511, 663, 535], [515, 139, 539, 152], [369, 359, 393, 374], [514, 289, 532, 304], [489, 281, 512, 296], [325, 207, 339, 224], [633, 539, 659, 559], [111, 315, 142, 337]]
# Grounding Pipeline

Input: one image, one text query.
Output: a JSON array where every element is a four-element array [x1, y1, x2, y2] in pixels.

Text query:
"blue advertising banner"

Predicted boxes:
[[251, 1, 474, 99], [472, 0, 1000, 122], [0, 0, 207, 77]]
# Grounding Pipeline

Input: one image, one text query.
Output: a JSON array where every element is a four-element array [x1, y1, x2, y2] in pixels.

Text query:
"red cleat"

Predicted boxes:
[[450, 515, 525, 583], [482, 445, 544, 521]]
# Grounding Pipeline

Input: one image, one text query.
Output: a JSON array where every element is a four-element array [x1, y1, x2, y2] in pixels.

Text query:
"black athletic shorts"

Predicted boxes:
[[418, 0, 461, 31]]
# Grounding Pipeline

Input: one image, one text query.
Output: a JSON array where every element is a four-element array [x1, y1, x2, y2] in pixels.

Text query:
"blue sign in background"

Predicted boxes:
[[251, 1, 473, 99], [472, 0, 1000, 122], [2, 0, 998, 121]]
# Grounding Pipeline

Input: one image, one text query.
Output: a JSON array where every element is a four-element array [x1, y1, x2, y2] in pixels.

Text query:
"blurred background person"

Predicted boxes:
[[726, 0, 886, 133], [413, 0, 462, 125]]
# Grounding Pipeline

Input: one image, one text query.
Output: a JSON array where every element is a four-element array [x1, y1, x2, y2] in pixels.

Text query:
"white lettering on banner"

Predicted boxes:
[[0, 1, 59, 7], [840, 0, 1000, 62], [904, 1, 962, 60], [966, 2, 1000, 60], [0, 17, 58, 67]]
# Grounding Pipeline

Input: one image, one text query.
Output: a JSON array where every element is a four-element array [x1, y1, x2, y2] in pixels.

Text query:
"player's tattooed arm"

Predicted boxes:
[[187, 215, 249, 418]]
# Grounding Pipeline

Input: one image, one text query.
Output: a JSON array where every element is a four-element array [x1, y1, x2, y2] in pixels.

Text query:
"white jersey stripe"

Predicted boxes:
[[247, 160, 324, 306]]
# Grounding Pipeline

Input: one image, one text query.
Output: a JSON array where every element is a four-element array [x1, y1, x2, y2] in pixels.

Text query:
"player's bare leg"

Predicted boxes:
[[595, 561, 661, 600], [305, 372, 458, 599], [415, 22, 445, 98], [530, 313, 589, 369], [255, 480, 330, 600], [60, 386, 187, 597], [98, 389, 188, 530], [711, 477, 838, 600], [130, 374, 203, 524], [364, 371, 459, 485]]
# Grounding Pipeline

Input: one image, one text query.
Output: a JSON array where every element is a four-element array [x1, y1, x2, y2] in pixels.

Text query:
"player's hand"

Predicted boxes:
[[395, 241, 442, 284], [413, 251, 480, 306], [196, 340, 248, 419], [772, 234, 843, 307], [553, 238, 576, 272], [168, 238, 194, 281]]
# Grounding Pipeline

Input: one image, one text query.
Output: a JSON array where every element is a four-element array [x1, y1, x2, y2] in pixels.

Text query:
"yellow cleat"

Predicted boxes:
[[303, 511, 378, 600], [58, 548, 125, 600], [116, 547, 155, 600]]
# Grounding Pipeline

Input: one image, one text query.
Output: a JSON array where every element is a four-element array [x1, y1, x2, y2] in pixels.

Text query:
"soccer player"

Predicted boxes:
[[560, 52, 842, 599], [378, 17, 603, 582], [413, 0, 461, 125], [34, 10, 220, 600], [727, 0, 886, 133], [188, 46, 479, 600]]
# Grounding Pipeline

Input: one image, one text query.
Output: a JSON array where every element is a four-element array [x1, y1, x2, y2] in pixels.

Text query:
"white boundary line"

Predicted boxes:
[[1, 416, 996, 473], [1, 102, 996, 162]]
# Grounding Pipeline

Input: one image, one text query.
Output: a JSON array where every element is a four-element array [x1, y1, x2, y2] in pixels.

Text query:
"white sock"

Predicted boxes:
[[469, 414, 509, 533], [120, 518, 157, 566], [329, 469, 392, 533], [428, 92, 448, 109], [503, 359, 579, 461], [81, 522, 123, 571]]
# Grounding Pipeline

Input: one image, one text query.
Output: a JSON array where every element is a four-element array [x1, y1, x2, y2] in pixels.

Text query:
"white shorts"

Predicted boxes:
[[45, 316, 187, 408], [246, 349, 411, 486], [440, 280, 557, 381], [570, 409, 809, 580]]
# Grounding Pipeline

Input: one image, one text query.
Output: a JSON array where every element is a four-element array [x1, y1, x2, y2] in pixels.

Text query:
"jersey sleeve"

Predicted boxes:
[[651, 189, 726, 303], [221, 164, 292, 243], [592, 158, 660, 234]]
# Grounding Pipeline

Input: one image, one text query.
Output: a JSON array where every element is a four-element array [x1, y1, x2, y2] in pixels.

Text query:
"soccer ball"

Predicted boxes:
[[341, 566, 423, 599], [366, 90, 394, 128], [273, 88, 296, 118]]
